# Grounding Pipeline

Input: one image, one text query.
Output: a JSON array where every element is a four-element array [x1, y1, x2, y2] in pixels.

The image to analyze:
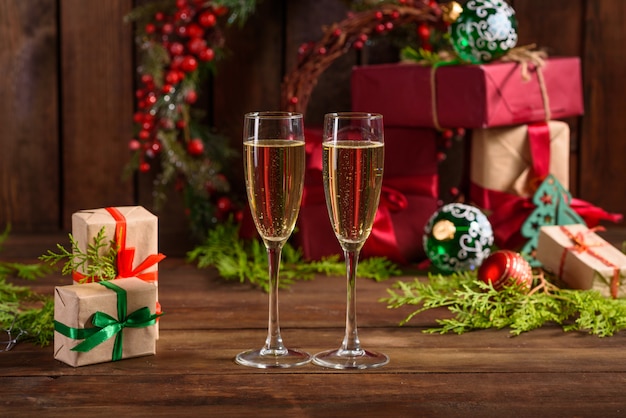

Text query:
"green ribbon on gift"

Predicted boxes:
[[54, 280, 161, 361]]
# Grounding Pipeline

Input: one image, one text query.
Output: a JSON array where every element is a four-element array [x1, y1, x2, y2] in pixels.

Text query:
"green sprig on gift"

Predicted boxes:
[[0, 225, 54, 348], [383, 271, 626, 337], [187, 220, 402, 292], [39, 227, 118, 283]]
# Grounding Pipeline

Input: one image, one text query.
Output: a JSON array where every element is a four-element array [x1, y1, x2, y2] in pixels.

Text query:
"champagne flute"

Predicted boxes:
[[236, 111, 311, 368], [313, 112, 389, 369]]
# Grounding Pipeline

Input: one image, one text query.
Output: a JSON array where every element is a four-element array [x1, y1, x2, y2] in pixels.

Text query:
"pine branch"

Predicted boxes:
[[39, 227, 118, 283], [382, 271, 626, 337], [187, 220, 402, 291]]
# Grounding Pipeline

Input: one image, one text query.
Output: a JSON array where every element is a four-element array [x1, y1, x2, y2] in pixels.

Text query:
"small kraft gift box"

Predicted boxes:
[[536, 224, 626, 299], [71, 206, 163, 285], [469, 121, 570, 249], [54, 277, 160, 367]]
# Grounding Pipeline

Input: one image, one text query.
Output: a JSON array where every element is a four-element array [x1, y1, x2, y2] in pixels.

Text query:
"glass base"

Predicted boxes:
[[235, 347, 311, 369], [312, 347, 389, 370]]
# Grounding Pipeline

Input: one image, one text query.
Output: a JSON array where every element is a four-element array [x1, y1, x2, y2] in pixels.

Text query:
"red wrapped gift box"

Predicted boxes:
[[351, 57, 583, 129], [296, 127, 439, 264]]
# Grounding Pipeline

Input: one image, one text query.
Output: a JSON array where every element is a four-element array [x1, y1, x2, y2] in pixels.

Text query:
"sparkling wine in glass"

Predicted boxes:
[[313, 112, 389, 369], [235, 111, 311, 368]]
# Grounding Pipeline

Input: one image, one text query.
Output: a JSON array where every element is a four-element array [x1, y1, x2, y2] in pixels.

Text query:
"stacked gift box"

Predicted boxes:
[[350, 56, 624, 294], [351, 57, 586, 260], [54, 206, 165, 367]]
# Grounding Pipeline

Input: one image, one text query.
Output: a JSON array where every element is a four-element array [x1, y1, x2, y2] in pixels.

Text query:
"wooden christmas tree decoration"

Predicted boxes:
[[520, 174, 585, 266]]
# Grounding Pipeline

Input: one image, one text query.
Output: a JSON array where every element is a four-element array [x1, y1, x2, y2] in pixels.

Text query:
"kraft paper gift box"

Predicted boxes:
[[470, 121, 570, 201], [351, 57, 583, 129], [469, 121, 570, 249], [297, 127, 439, 263], [54, 277, 159, 367], [536, 224, 626, 299], [71, 206, 163, 286]]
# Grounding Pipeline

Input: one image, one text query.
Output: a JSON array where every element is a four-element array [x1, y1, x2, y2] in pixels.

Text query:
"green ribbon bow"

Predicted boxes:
[[54, 280, 161, 361]]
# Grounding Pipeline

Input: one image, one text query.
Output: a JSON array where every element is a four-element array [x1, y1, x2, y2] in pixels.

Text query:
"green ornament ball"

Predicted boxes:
[[423, 203, 494, 273], [449, 0, 518, 64]]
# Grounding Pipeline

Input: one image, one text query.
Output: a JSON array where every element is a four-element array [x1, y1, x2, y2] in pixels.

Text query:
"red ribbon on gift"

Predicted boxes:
[[72, 207, 166, 284], [557, 226, 621, 299], [472, 122, 622, 248]]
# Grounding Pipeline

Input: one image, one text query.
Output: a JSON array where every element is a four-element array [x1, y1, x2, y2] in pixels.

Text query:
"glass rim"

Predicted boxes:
[[245, 111, 303, 120], [325, 112, 383, 120]]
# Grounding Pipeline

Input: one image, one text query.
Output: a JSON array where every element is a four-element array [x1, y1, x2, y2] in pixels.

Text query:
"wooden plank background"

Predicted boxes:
[[1, 0, 624, 250]]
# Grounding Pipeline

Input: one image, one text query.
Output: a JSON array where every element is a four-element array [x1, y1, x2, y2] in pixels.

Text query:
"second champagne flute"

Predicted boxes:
[[236, 111, 311, 368], [313, 112, 389, 369]]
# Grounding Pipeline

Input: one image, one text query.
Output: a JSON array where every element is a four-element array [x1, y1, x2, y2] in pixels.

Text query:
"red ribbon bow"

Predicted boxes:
[[72, 207, 166, 283]]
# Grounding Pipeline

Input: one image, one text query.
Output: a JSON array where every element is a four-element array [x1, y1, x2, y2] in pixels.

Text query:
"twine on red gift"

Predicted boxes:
[[429, 64, 444, 131], [557, 225, 621, 299], [72, 207, 166, 284], [501, 44, 551, 121]]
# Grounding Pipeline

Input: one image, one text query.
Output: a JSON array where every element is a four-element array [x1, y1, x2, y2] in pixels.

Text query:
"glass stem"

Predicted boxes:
[[264, 242, 286, 353], [341, 249, 362, 353]]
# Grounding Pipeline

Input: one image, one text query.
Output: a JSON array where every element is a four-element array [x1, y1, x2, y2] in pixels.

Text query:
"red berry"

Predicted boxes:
[[442, 129, 454, 140], [317, 47, 327, 55], [385, 22, 393, 31], [417, 23, 431, 41], [139, 162, 151, 172], [375, 11, 383, 20], [169, 42, 185, 56], [198, 47, 215, 62], [129, 139, 141, 151], [187, 138, 204, 156], [165, 70, 181, 85], [133, 112, 144, 124], [176, 119, 187, 129], [353, 40, 364, 50], [185, 90, 198, 104], [216, 196, 232, 213], [162, 22, 174, 34], [155, 12, 164, 21], [145, 23, 156, 34], [198, 11, 217, 27], [151, 141, 162, 154], [140, 74, 153, 85], [180, 56, 198, 72], [187, 37, 206, 54], [175, 0, 187, 8], [332, 28, 341, 37], [162, 84, 174, 94], [375, 23, 385, 33], [214, 6, 228, 16], [187, 23, 204, 38], [289, 96, 298, 105], [138, 129, 151, 140]]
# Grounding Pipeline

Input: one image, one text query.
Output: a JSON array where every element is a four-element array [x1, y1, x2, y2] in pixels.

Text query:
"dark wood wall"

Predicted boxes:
[[1, 0, 625, 251]]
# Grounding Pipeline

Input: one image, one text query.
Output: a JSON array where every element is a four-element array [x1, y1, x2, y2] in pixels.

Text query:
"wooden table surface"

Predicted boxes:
[[2, 233, 626, 417]]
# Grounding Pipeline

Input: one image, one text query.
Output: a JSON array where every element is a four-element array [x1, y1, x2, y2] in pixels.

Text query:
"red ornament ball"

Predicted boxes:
[[477, 250, 533, 292]]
